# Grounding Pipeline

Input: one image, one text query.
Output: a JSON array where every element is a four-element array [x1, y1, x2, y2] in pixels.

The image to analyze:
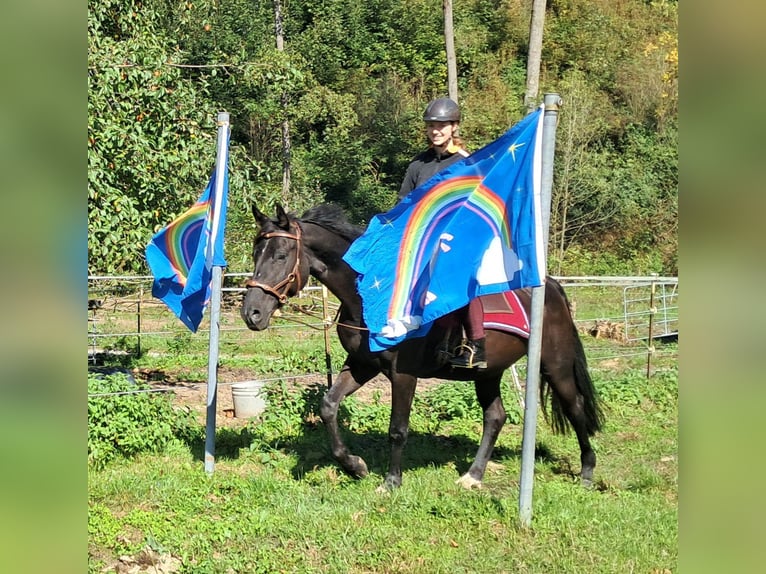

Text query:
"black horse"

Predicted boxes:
[[241, 203, 603, 490]]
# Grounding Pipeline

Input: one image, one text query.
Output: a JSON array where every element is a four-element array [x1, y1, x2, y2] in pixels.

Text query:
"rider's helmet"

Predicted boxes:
[[422, 97, 461, 122]]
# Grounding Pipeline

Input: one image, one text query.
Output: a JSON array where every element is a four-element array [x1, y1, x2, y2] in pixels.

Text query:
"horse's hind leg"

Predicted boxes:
[[456, 375, 505, 489], [540, 280, 604, 487], [320, 359, 378, 478], [542, 362, 601, 487], [380, 372, 418, 491]]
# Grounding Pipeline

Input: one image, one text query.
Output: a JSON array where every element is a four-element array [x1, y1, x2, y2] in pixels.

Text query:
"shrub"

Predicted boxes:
[[88, 372, 194, 469]]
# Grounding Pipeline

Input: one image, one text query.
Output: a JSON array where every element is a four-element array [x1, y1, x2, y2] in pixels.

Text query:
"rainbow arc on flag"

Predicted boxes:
[[145, 167, 229, 332], [343, 105, 545, 351]]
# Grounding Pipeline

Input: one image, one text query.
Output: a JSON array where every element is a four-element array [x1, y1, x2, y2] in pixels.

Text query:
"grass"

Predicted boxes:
[[88, 362, 677, 573], [88, 280, 677, 572]]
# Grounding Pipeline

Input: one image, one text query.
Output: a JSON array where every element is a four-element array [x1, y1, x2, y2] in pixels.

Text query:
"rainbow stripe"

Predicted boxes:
[[160, 200, 209, 286], [389, 176, 510, 318]]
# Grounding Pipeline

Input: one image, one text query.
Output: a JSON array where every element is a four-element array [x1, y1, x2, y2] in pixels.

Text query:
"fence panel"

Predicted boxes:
[[88, 274, 678, 375]]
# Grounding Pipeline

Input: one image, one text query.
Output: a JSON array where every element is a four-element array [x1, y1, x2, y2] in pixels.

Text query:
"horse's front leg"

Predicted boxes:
[[320, 359, 378, 478], [456, 375, 506, 489], [379, 372, 418, 491]]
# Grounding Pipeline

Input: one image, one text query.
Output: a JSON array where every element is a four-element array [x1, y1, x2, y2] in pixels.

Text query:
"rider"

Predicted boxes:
[[398, 97, 487, 369]]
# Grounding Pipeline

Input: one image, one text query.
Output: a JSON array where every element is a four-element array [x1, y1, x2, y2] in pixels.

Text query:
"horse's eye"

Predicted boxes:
[[275, 251, 288, 261]]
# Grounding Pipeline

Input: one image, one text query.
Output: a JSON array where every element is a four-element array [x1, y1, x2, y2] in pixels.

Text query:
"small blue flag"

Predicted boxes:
[[145, 167, 229, 332], [343, 105, 546, 351]]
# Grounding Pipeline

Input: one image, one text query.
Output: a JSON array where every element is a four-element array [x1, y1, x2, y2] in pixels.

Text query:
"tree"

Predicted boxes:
[[88, 1, 218, 274], [87, 0, 260, 274], [444, 0, 458, 102], [549, 70, 611, 273], [524, 0, 546, 111], [274, 0, 293, 206]]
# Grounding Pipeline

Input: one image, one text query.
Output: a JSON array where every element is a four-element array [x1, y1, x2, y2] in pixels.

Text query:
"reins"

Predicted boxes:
[[285, 305, 369, 332], [243, 225, 303, 304]]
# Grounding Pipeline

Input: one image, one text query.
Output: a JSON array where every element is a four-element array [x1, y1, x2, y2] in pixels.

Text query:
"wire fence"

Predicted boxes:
[[88, 274, 678, 395]]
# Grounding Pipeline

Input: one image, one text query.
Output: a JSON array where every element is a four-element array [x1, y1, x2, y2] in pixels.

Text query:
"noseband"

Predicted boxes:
[[244, 224, 303, 304]]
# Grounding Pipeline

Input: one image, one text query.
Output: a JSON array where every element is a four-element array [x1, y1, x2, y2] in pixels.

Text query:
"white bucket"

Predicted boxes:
[[231, 380, 267, 418]]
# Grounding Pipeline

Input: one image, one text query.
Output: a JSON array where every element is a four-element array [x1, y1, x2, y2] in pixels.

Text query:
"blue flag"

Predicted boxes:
[[343, 105, 545, 351], [145, 167, 229, 332]]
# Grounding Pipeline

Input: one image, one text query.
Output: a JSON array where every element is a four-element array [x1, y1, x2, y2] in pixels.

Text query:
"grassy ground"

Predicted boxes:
[[88, 360, 677, 573], [88, 280, 677, 572]]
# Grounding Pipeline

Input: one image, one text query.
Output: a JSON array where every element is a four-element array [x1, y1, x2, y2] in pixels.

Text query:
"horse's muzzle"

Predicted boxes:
[[240, 305, 270, 331]]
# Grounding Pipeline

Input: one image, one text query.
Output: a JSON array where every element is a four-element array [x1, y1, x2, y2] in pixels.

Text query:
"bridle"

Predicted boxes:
[[243, 223, 303, 304], [243, 221, 369, 332]]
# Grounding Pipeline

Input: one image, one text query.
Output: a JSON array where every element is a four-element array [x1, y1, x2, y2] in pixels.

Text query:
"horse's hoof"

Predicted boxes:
[[345, 455, 368, 478], [375, 483, 392, 495], [376, 474, 402, 493], [456, 473, 482, 489]]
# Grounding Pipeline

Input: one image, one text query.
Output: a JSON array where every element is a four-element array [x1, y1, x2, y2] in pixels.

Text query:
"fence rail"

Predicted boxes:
[[88, 274, 678, 375]]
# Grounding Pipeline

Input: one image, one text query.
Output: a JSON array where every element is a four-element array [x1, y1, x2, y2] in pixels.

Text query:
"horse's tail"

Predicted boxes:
[[542, 280, 605, 436]]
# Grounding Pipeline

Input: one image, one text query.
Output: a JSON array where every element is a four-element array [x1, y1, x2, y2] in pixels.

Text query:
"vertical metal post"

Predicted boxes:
[[205, 265, 223, 474], [137, 283, 143, 356], [519, 93, 560, 527], [321, 285, 334, 388], [204, 111, 231, 475], [646, 274, 657, 378]]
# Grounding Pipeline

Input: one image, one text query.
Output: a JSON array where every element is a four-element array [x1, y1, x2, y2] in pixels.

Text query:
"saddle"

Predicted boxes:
[[479, 290, 530, 338], [434, 290, 530, 338], [433, 290, 530, 364]]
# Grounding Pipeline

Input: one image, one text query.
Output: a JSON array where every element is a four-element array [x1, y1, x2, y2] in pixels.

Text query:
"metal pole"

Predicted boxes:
[[519, 93, 560, 527], [321, 285, 334, 388], [205, 111, 231, 475], [137, 283, 143, 356], [646, 274, 657, 378], [205, 266, 223, 474]]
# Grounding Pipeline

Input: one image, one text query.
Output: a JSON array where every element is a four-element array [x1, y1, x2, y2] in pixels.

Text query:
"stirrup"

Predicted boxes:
[[449, 342, 487, 369]]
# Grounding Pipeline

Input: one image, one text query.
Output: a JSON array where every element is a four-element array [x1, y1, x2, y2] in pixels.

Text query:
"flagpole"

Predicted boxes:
[[205, 112, 231, 475], [519, 93, 561, 526]]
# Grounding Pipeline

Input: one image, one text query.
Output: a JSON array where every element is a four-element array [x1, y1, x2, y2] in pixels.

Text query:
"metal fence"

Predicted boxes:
[[88, 274, 678, 374], [623, 281, 678, 342]]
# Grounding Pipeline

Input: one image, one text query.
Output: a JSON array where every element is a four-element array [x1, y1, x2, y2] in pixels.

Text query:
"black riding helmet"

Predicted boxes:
[[423, 97, 460, 122]]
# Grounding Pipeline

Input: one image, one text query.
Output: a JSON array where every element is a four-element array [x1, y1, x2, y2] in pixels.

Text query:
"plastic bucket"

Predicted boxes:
[[231, 380, 267, 418]]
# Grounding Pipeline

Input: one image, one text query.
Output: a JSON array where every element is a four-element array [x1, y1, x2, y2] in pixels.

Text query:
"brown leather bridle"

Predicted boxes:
[[243, 224, 303, 304]]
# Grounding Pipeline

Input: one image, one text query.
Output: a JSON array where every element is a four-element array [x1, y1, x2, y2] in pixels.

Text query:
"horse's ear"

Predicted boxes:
[[275, 203, 290, 230], [251, 204, 270, 227]]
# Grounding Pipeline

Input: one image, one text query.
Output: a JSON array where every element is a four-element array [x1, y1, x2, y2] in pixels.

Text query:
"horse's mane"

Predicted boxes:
[[300, 204, 366, 242]]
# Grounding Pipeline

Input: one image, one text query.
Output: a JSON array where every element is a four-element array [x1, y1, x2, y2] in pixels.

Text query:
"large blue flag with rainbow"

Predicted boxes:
[[145, 167, 229, 332], [343, 105, 545, 351]]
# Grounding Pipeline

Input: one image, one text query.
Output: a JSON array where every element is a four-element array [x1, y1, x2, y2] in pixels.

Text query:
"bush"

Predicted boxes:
[[88, 372, 194, 469]]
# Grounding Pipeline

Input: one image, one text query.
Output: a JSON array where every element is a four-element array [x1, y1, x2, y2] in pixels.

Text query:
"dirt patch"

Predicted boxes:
[[136, 366, 444, 429]]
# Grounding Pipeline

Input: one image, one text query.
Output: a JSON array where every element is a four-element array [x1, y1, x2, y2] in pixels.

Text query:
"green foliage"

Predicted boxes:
[[165, 331, 193, 357], [249, 380, 326, 443], [341, 392, 392, 433], [88, 2, 212, 273], [550, 243, 666, 276], [87, 0, 262, 274], [416, 381, 479, 422], [556, 123, 677, 274], [87, 372, 194, 469], [596, 366, 678, 414], [88, 366, 677, 573], [88, 0, 677, 276]]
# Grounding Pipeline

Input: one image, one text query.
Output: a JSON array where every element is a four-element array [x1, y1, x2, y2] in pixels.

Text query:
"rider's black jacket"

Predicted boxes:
[[397, 144, 470, 201]]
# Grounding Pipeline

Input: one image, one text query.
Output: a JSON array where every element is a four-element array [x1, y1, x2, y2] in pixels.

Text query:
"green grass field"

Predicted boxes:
[[88, 278, 677, 572], [88, 361, 677, 573]]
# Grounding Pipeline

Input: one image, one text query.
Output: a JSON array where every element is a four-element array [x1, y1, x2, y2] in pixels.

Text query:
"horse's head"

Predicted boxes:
[[240, 204, 310, 331]]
